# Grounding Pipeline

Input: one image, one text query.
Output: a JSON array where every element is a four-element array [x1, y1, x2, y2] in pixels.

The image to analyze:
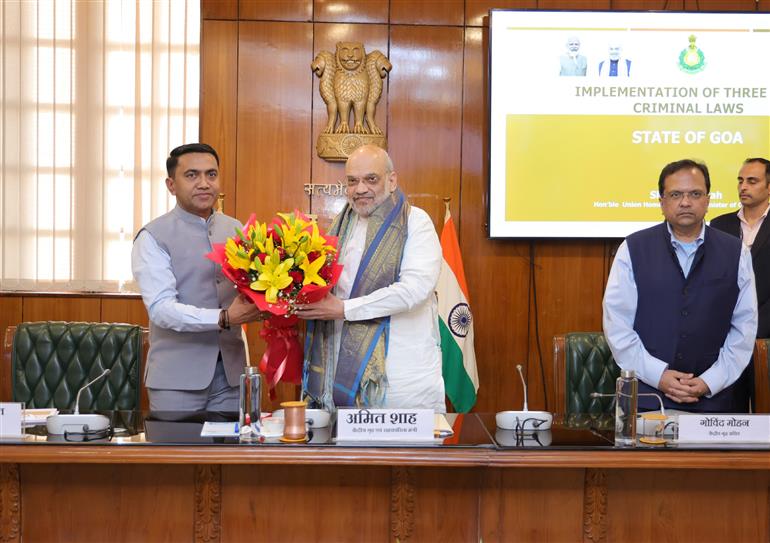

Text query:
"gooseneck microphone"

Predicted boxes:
[[46, 368, 112, 435], [73, 368, 111, 415], [516, 364, 529, 411]]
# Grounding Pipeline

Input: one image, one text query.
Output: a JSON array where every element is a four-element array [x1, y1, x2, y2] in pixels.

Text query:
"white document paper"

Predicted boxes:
[[200, 421, 239, 437], [23, 408, 58, 426], [0, 403, 23, 437]]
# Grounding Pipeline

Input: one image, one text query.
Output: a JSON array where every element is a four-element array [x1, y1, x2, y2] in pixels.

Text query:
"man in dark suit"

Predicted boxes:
[[711, 157, 770, 338]]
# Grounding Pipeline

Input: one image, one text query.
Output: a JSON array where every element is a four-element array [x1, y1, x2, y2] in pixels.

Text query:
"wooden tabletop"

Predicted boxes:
[[4, 442, 770, 470]]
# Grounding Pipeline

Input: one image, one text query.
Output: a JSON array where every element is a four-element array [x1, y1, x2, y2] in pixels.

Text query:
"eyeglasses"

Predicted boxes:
[[64, 425, 114, 442], [346, 174, 383, 187], [662, 190, 706, 201]]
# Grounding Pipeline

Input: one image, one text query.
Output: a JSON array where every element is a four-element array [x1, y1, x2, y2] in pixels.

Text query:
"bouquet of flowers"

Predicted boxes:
[[206, 210, 342, 398]]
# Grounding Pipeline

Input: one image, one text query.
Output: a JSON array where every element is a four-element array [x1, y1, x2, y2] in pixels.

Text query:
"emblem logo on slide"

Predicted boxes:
[[678, 34, 706, 74], [448, 303, 472, 338]]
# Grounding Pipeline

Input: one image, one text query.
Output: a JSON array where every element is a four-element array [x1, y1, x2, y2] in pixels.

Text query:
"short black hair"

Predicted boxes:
[[743, 157, 770, 185], [166, 143, 219, 178], [658, 159, 710, 195]]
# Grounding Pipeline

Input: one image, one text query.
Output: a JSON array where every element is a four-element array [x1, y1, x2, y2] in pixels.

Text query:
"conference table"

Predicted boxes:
[[1, 412, 769, 543]]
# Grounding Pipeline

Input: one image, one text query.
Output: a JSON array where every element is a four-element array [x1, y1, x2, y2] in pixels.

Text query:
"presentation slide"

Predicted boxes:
[[489, 10, 770, 238]]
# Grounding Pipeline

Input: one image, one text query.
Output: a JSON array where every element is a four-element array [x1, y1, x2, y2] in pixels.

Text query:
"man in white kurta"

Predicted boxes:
[[296, 145, 445, 412]]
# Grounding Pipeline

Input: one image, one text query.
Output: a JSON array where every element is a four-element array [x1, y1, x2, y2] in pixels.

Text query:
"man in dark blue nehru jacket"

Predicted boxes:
[[603, 159, 758, 412]]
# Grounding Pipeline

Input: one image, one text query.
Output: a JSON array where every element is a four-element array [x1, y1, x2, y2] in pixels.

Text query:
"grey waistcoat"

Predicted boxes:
[[140, 206, 246, 390]]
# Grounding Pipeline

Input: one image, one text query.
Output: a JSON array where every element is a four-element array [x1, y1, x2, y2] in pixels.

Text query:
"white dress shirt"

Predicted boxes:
[[737, 203, 770, 248], [332, 206, 445, 411], [603, 223, 757, 396], [132, 227, 221, 332]]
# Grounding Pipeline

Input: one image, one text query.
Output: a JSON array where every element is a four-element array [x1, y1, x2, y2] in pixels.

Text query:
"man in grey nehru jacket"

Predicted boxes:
[[132, 143, 263, 411]]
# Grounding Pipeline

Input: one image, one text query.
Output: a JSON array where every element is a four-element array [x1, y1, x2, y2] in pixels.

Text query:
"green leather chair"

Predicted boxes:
[[553, 332, 621, 418], [9, 321, 144, 411]]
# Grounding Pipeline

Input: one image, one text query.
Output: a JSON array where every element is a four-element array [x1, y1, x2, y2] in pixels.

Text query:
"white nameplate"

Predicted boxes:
[[337, 408, 434, 442], [0, 403, 23, 438], [678, 414, 770, 443]]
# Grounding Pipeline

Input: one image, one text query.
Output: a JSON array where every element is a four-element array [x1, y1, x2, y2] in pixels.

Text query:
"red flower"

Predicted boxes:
[[318, 264, 333, 282], [288, 271, 304, 285], [231, 269, 251, 287]]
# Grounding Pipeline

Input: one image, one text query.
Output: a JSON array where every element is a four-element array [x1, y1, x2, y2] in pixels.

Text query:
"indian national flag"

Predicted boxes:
[[437, 206, 479, 413]]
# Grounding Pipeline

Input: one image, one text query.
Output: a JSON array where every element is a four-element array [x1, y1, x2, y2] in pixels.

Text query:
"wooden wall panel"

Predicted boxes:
[[235, 21, 313, 221], [390, 0, 464, 26], [460, 27, 531, 413], [466, 1, 537, 28], [22, 297, 101, 323], [0, 296, 146, 328], [388, 25, 465, 232], [538, 0, 611, 8], [221, 465, 390, 542], [100, 298, 149, 327], [201, 0, 237, 20], [309, 24, 390, 226], [200, 21, 239, 217], [314, 0, 388, 23], [235, 21, 314, 408], [20, 464, 194, 542], [0, 297, 23, 402], [533, 242, 606, 410], [0, 297, 22, 352], [612, 0, 685, 8], [238, 0, 312, 22]]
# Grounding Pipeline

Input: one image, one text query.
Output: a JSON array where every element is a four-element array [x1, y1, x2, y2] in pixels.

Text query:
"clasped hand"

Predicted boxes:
[[658, 369, 709, 403]]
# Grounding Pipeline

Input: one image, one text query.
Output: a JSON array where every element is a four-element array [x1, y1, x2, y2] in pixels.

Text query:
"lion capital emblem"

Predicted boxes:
[[312, 42, 392, 161]]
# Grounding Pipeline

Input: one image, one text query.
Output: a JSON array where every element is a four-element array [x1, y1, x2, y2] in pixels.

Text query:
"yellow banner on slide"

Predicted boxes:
[[505, 115, 770, 222]]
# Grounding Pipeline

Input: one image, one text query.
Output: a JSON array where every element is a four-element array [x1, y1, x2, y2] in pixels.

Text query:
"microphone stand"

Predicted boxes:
[[46, 369, 112, 435], [496, 364, 554, 431]]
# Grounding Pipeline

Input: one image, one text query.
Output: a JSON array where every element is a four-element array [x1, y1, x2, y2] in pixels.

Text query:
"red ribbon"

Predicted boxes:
[[258, 315, 303, 400]]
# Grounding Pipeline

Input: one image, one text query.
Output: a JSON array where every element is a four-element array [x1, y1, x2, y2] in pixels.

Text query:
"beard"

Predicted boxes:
[[348, 192, 389, 217]]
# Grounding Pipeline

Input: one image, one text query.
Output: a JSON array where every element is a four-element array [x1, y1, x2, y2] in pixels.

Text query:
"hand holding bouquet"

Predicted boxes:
[[207, 211, 342, 398]]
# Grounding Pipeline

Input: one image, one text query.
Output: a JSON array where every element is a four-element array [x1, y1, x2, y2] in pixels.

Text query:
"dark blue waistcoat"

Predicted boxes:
[[627, 222, 749, 412]]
